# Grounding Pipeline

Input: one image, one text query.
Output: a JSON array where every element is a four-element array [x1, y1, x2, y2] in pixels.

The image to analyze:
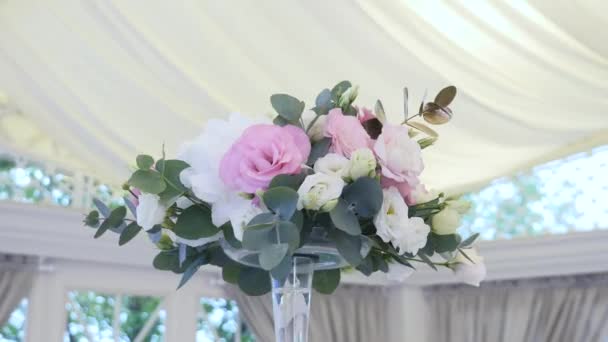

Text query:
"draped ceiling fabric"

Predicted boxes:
[[0, 1, 606, 192]]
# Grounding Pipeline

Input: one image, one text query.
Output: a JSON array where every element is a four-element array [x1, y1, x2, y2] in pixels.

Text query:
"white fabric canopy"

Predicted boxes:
[[0, 0, 606, 191]]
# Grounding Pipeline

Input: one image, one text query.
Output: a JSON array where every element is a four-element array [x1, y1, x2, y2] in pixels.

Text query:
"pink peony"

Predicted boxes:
[[324, 108, 372, 157], [220, 124, 311, 193], [357, 107, 375, 123], [374, 124, 423, 186]]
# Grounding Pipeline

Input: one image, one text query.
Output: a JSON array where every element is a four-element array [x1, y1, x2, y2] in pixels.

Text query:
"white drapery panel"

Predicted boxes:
[[0, 1, 606, 191], [425, 273, 608, 342]]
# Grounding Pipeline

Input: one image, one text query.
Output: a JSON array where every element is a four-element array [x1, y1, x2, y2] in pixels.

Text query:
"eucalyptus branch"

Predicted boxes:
[[305, 114, 322, 133]]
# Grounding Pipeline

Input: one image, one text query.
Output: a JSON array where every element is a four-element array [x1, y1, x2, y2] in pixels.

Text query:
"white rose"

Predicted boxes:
[[374, 187, 430, 254], [314, 153, 350, 179], [348, 148, 376, 180], [302, 110, 327, 142], [297, 173, 345, 211], [177, 113, 270, 227], [452, 248, 486, 286], [446, 199, 471, 214], [136, 193, 167, 231], [431, 208, 461, 235]]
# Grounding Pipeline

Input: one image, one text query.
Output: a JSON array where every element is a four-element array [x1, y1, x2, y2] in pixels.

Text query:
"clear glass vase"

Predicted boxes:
[[271, 256, 314, 342]]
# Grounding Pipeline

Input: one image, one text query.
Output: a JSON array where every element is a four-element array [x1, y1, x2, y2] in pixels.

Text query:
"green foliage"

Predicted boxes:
[[329, 200, 361, 235], [155, 159, 190, 204], [238, 267, 271, 296], [269, 173, 306, 190], [341, 177, 383, 218], [259, 243, 289, 270], [270, 94, 305, 124], [307, 138, 331, 166], [173, 205, 220, 239], [177, 255, 208, 289], [94, 206, 126, 238], [330, 229, 365, 266], [119, 222, 142, 245], [312, 88, 333, 115], [262, 186, 299, 220], [136, 154, 154, 170], [84, 210, 100, 228], [128, 169, 166, 194], [313, 269, 341, 294]]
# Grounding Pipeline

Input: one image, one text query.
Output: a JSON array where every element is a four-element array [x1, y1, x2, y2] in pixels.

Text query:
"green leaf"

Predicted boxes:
[[459, 233, 480, 248], [269, 173, 306, 190], [307, 138, 331, 166], [373, 255, 389, 273], [272, 221, 301, 253], [259, 243, 289, 270], [313, 269, 341, 294], [242, 223, 275, 251], [270, 254, 292, 285], [136, 154, 154, 170], [155, 159, 190, 204], [270, 94, 305, 123], [177, 255, 207, 289], [342, 177, 383, 218], [93, 198, 110, 217], [273, 116, 291, 127], [429, 233, 461, 253], [312, 88, 333, 115], [393, 255, 415, 269], [173, 205, 220, 239], [119, 222, 142, 246], [238, 267, 271, 296], [329, 200, 361, 236], [356, 255, 374, 276], [84, 210, 100, 228], [95, 206, 127, 238], [222, 223, 243, 249], [417, 252, 437, 271], [330, 229, 363, 266], [222, 262, 242, 284], [153, 251, 180, 271], [263, 187, 299, 220], [374, 99, 387, 124], [331, 81, 352, 102], [434, 86, 457, 107], [128, 169, 166, 194], [290, 210, 304, 231]]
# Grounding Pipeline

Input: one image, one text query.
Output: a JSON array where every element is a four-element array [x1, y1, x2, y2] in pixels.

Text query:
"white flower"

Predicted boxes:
[[452, 248, 486, 286], [374, 124, 423, 184], [314, 153, 349, 179], [302, 110, 327, 142], [348, 148, 376, 180], [374, 187, 430, 254], [297, 173, 345, 211], [446, 198, 471, 214], [228, 201, 265, 241], [136, 194, 167, 231], [431, 208, 461, 235], [177, 113, 269, 227]]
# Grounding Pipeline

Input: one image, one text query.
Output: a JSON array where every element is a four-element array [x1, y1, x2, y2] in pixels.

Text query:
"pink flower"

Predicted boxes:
[[220, 124, 311, 193], [324, 108, 372, 157], [374, 124, 423, 185], [357, 107, 375, 123], [381, 177, 417, 206], [130, 188, 141, 206]]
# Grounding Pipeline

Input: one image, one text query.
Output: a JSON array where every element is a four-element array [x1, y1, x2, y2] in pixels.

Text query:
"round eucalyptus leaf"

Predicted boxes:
[[222, 262, 242, 284], [238, 267, 271, 296], [128, 169, 166, 194], [342, 177, 383, 218], [434, 86, 457, 107], [329, 200, 361, 236], [330, 81, 352, 102], [242, 224, 274, 251], [270, 94, 305, 123], [136, 154, 154, 170], [313, 269, 341, 294], [307, 138, 331, 166], [153, 251, 179, 271], [270, 254, 292, 285], [174, 205, 220, 239], [273, 221, 300, 253], [330, 229, 363, 266], [263, 187, 299, 220], [430, 233, 461, 253], [259, 243, 289, 270], [269, 173, 306, 190], [119, 222, 142, 246]]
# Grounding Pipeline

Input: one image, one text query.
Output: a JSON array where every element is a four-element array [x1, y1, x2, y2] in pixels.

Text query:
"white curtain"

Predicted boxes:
[[425, 273, 608, 342], [0, 255, 35, 326], [227, 285, 394, 342]]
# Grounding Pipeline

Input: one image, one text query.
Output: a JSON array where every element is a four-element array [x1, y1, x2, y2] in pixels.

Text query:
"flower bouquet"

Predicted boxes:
[[84, 81, 485, 342]]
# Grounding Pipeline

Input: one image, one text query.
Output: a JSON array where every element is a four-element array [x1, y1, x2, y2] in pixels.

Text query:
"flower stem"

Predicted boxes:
[[305, 114, 322, 133]]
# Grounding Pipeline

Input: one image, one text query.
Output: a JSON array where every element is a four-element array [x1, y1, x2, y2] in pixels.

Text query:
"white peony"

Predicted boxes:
[[431, 208, 461, 235], [348, 148, 376, 180], [302, 110, 327, 142], [177, 113, 268, 227], [374, 187, 430, 254], [314, 153, 350, 179], [452, 248, 486, 286], [297, 173, 345, 211], [136, 193, 167, 231]]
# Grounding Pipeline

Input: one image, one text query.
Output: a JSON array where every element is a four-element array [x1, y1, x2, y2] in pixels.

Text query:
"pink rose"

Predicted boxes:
[[324, 108, 372, 157], [357, 107, 375, 123], [220, 124, 311, 193], [374, 124, 423, 185]]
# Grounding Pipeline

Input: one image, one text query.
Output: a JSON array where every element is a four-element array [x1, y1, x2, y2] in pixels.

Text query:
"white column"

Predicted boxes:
[[26, 272, 67, 342], [164, 288, 199, 342], [388, 286, 430, 342]]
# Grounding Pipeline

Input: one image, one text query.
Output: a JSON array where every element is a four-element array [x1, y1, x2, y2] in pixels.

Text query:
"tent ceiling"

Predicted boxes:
[[0, 1, 606, 191]]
